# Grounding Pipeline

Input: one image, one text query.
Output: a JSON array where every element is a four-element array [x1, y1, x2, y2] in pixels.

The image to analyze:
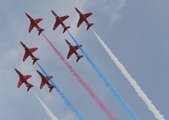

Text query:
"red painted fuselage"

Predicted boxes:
[[65, 39, 83, 62], [36, 69, 54, 93], [51, 10, 70, 33], [75, 7, 94, 30], [14, 68, 33, 91], [20, 41, 39, 65], [25, 13, 45, 36]]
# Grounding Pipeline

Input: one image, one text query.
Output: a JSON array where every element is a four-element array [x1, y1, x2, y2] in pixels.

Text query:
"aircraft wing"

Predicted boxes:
[[67, 48, 74, 59], [40, 76, 51, 88], [28, 23, 34, 33], [77, 16, 84, 27], [28, 18, 42, 32], [46, 76, 52, 81], [45, 77, 51, 85], [17, 79, 23, 88], [36, 70, 48, 88], [40, 80, 45, 89], [83, 12, 92, 19], [60, 15, 69, 21], [34, 18, 43, 24], [29, 48, 37, 54], [73, 45, 82, 51], [53, 20, 60, 30], [23, 51, 29, 61], [23, 75, 31, 81]]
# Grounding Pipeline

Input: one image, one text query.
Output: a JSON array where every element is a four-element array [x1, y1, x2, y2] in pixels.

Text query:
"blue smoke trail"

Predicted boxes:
[[67, 30, 139, 120], [36, 62, 84, 120]]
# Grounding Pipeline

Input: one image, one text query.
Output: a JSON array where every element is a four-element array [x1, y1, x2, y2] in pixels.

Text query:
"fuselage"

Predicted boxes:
[[75, 7, 90, 25], [43, 76, 53, 86], [51, 10, 67, 28], [14, 68, 31, 84], [65, 39, 79, 56], [75, 7, 92, 25], [75, 7, 82, 15], [20, 41, 37, 59], [36, 70, 54, 88], [25, 13, 41, 30]]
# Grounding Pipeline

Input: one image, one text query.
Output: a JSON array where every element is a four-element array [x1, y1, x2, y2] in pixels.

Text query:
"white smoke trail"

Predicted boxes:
[[92, 28, 165, 120], [34, 93, 59, 120]]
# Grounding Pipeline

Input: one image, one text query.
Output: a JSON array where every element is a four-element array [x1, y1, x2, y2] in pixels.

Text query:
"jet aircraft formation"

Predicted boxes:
[[14, 7, 93, 92]]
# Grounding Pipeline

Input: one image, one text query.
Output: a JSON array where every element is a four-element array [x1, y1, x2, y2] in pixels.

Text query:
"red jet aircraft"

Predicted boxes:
[[65, 39, 83, 62], [51, 10, 70, 33], [20, 41, 39, 65], [25, 13, 45, 36], [75, 7, 94, 30], [36, 70, 55, 93], [14, 68, 33, 92]]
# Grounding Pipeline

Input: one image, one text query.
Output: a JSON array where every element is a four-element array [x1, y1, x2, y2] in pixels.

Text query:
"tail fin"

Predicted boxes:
[[26, 84, 34, 91], [87, 23, 94, 30], [48, 85, 55, 92], [32, 57, 40, 65], [76, 55, 83, 62], [63, 26, 70, 33], [38, 28, 45, 36]]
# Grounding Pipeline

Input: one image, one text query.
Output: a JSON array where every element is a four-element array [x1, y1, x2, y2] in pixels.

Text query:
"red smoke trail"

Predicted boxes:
[[42, 33, 116, 120]]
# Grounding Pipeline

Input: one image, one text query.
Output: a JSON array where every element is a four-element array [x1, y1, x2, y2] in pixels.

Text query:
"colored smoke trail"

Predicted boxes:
[[36, 62, 84, 120], [41, 33, 116, 120], [91, 28, 165, 120], [34, 93, 59, 120], [67, 30, 138, 120]]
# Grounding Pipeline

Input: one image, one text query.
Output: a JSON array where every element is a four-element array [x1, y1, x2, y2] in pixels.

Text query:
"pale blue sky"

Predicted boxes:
[[0, 0, 168, 120]]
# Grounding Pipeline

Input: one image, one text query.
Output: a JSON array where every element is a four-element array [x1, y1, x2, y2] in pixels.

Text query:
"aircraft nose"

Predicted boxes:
[[65, 39, 68, 43], [36, 69, 38, 72], [14, 68, 17, 71], [20, 41, 23, 45], [25, 12, 28, 16]]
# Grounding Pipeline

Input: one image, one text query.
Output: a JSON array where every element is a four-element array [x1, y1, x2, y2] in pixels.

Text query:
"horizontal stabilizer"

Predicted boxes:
[[87, 23, 94, 30], [32, 57, 40, 65], [26, 83, 34, 91], [76, 55, 83, 62], [63, 26, 70, 33], [38, 28, 45, 36], [48, 85, 55, 92]]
